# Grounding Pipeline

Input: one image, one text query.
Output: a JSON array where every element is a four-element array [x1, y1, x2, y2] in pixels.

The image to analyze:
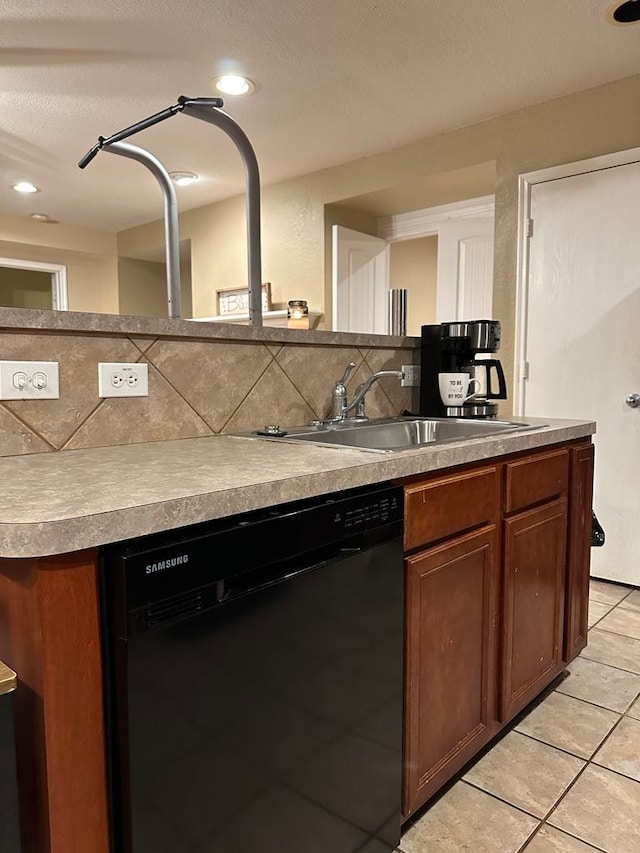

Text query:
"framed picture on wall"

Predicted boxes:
[[216, 283, 272, 316]]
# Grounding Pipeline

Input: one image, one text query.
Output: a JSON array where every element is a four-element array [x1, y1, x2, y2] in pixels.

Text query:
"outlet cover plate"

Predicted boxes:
[[0, 360, 59, 400], [98, 362, 149, 397], [401, 364, 421, 388]]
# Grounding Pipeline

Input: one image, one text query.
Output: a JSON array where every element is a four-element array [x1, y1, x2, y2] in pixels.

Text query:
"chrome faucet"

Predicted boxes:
[[330, 362, 357, 420], [314, 362, 404, 425], [345, 370, 405, 421]]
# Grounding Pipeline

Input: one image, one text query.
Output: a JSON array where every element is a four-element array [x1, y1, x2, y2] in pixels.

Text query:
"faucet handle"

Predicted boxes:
[[338, 361, 357, 386]]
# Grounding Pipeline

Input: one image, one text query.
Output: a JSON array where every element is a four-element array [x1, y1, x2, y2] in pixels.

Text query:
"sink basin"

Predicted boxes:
[[243, 417, 543, 453]]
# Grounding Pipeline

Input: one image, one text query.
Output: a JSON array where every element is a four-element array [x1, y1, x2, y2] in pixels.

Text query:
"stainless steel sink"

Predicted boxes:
[[242, 417, 543, 453]]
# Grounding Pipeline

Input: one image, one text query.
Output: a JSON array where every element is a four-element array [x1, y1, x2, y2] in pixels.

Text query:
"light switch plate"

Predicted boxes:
[[0, 360, 59, 400], [401, 365, 421, 387], [98, 362, 149, 397]]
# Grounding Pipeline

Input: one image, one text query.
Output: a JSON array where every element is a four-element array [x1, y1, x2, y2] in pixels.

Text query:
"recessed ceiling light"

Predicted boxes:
[[607, 0, 640, 23], [12, 181, 40, 194], [169, 171, 199, 186], [31, 213, 58, 223], [213, 75, 255, 96]]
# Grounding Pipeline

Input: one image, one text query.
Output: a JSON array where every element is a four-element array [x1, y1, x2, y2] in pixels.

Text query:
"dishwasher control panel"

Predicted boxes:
[[103, 483, 404, 624], [336, 493, 401, 530]]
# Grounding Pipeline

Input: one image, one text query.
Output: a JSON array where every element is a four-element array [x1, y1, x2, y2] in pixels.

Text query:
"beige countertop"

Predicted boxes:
[[0, 662, 17, 697], [0, 417, 595, 559]]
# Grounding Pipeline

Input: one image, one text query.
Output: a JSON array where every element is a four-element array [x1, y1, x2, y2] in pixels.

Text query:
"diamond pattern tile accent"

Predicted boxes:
[[129, 336, 158, 354], [146, 338, 273, 432], [1, 331, 143, 448], [64, 362, 212, 449], [0, 404, 52, 456], [275, 344, 364, 418], [345, 361, 397, 422], [222, 361, 316, 433], [364, 347, 418, 414]]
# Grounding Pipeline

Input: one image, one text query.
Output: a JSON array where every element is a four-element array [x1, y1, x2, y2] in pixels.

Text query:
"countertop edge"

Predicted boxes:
[[0, 307, 420, 348], [0, 421, 595, 559], [0, 662, 17, 696]]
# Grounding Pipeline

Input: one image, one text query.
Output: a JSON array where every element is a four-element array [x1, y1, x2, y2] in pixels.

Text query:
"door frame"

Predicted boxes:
[[0, 257, 68, 310], [513, 146, 640, 415], [378, 194, 495, 323], [377, 194, 495, 242]]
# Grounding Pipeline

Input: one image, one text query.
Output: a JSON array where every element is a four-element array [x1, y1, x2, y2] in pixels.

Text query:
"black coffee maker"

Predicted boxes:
[[420, 319, 507, 418]]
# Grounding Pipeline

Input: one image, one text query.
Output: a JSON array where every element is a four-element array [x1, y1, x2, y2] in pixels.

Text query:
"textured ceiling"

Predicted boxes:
[[0, 0, 638, 232]]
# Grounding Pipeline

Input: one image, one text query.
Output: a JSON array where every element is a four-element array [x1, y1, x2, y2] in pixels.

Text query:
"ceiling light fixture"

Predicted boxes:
[[607, 0, 640, 23], [169, 171, 199, 186], [12, 181, 39, 194], [31, 213, 58, 223], [213, 75, 255, 96]]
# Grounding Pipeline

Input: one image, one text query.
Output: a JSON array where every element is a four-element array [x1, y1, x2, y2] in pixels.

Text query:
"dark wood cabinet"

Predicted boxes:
[[500, 498, 568, 721], [0, 688, 21, 853], [564, 442, 595, 661], [400, 438, 592, 820], [403, 525, 499, 816]]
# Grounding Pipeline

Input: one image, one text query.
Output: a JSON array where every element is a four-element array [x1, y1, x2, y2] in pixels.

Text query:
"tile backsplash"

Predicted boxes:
[[0, 329, 420, 456]]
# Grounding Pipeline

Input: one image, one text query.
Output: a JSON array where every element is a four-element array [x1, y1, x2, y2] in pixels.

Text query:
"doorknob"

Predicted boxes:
[[625, 393, 640, 408]]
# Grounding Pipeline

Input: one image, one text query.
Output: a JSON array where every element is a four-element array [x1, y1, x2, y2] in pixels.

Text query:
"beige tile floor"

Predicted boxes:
[[399, 578, 640, 853]]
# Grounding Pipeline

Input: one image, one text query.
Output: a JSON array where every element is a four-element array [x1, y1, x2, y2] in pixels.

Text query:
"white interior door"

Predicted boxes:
[[523, 161, 640, 585], [332, 225, 389, 333], [436, 217, 494, 322]]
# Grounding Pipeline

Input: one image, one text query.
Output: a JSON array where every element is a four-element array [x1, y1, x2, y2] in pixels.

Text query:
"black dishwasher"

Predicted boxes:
[[100, 482, 404, 853]]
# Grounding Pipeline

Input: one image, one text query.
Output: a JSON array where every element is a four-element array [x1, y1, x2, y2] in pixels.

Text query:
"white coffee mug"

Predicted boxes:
[[438, 373, 481, 407]]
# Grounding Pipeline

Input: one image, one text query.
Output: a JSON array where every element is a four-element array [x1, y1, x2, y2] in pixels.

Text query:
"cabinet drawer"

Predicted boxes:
[[504, 449, 569, 513], [405, 466, 499, 551]]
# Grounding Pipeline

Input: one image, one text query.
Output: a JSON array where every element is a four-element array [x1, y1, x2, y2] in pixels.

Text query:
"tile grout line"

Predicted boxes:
[[58, 398, 108, 450], [590, 623, 640, 643], [217, 347, 277, 433], [465, 668, 637, 848], [519, 817, 610, 853], [137, 351, 215, 435], [272, 345, 351, 420], [513, 726, 617, 765], [0, 401, 58, 451], [460, 777, 546, 822], [533, 716, 635, 853], [555, 677, 640, 717], [519, 664, 640, 850], [578, 648, 640, 679]]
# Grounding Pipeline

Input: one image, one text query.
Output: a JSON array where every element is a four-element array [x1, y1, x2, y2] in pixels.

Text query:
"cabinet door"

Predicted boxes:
[[403, 525, 499, 818], [501, 499, 567, 722], [564, 443, 595, 662]]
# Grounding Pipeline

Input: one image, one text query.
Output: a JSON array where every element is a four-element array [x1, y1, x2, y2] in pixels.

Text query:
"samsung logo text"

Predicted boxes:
[[145, 555, 190, 574]]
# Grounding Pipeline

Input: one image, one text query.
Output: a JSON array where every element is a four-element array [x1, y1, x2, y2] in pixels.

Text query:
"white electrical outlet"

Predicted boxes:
[[0, 361, 59, 400], [401, 364, 421, 387], [98, 363, 149, 398]]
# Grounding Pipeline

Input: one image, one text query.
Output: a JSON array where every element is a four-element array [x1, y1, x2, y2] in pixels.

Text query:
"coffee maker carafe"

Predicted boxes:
[[420, 319, 507, 418], [459, 350, 507, 402]]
